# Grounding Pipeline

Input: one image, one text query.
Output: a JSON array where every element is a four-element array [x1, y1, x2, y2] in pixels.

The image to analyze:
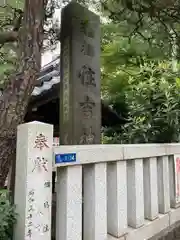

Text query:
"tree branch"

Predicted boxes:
[[0, 31, 18, 44], [0, 5, 23, 45]]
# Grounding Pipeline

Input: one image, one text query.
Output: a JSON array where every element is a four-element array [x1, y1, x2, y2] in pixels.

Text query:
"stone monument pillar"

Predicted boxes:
[[60, 2, 101, 145], [14, 121, 53, 240]]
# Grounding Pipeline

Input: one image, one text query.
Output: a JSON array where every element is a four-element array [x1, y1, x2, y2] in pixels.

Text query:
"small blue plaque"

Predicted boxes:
[[55, 153, 76, 164]]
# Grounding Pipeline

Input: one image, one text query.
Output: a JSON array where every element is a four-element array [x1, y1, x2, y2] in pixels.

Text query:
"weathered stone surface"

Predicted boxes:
[[174, 225, 180, 239], [165, 231, 175, 240], [60, 2, 101, 145], [148, 221, 180, 240], [14, 122, 53, 240]]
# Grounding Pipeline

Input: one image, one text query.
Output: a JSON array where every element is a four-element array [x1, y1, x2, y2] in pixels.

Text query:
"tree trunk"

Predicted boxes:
[[0, 0, 48, 188]]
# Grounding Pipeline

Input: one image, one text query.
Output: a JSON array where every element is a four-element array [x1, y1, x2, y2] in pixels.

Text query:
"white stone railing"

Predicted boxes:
[[13, 122, 180, 240], [54, 144, 180, 240]]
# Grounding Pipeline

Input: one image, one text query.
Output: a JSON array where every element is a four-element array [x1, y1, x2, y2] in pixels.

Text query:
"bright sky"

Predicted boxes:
[[41, 8, 61, 67]]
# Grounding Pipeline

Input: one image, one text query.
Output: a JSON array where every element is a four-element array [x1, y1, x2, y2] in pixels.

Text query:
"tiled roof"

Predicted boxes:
[[32, 56, 60, 97]]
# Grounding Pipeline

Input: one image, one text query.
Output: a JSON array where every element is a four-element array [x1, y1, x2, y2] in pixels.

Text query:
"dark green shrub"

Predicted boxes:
[[0, 190, 17, 240], [102, 62, 180, 144]]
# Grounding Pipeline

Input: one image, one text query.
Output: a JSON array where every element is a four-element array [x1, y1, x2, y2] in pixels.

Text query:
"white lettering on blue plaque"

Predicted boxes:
[[55, 153, 76, 164]]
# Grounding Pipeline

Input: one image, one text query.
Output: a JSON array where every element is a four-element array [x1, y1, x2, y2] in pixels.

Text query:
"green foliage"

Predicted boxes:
[[102, 58, 180, 143], [101, 22, 162, 118], [0, 190, 17, 240], [101, 0, 180, 38], [121, 62, 180, 143], [101, 22, 180, 144], [0, 43, 18, 88], [0, 1, 23, 88]]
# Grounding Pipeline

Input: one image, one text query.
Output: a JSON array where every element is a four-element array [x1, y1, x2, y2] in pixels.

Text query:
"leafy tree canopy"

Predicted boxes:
[[0, 0, 60, 88], [101, 19, 180, 144]]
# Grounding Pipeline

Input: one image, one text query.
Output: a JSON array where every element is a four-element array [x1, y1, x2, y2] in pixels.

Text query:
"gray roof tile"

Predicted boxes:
[[32, 56, 60, 96]]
